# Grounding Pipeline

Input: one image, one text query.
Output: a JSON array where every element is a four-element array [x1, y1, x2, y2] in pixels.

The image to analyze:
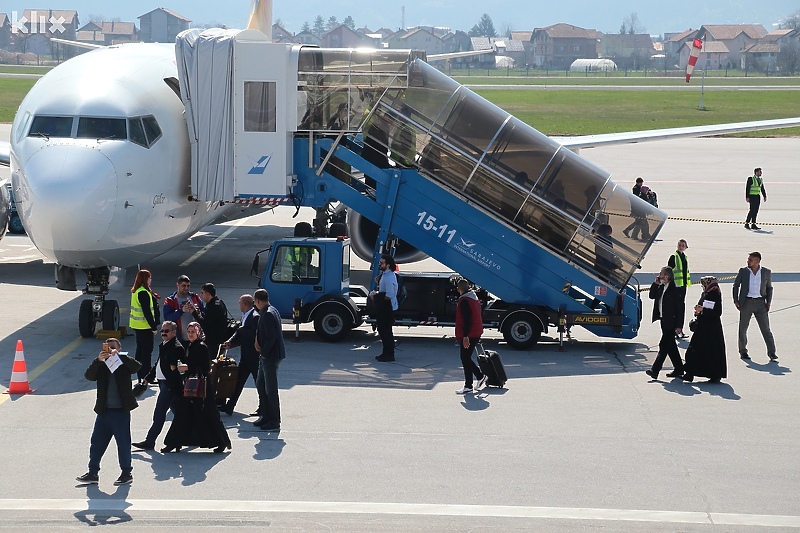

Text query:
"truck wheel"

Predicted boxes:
[[313, 306, 351, 342], [502, 314, 542, 350], [294, 222, 313, 237], [79, 300, 96, 338], [8, 213, 25, 234]]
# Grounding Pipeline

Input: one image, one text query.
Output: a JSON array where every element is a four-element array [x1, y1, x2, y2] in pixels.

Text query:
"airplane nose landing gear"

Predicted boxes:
[[73, 267, 119, 337]]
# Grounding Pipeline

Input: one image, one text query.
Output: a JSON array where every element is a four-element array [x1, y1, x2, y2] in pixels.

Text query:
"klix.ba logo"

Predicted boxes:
[[247, 155, 272, 175], [11, 11, 67, 34]]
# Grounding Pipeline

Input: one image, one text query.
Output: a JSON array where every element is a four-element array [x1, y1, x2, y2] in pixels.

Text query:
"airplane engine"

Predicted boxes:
[[347, 208, 428, 264]]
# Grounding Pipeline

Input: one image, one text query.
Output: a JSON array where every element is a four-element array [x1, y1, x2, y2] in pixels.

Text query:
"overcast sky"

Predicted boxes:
[[12, 1, 800, 37]]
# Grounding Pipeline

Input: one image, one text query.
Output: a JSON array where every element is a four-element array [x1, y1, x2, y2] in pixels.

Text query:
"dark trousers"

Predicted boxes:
[[652, 324, 684, 374], [256, 358, 281, 425], [228, 355, 259, 409], [133, 329, 154, 381], [88, 409, 132, 476], [738, 297, 777, 357], [460, 338, 484, 388], [144, 381, 177, 446], [746, 195, 761, 224], [675, 286, 687, 330], [376, 305, 396, 357]]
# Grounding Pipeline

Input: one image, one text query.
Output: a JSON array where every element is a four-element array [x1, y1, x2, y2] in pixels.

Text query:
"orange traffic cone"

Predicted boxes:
[[4, 340, 34, 395]]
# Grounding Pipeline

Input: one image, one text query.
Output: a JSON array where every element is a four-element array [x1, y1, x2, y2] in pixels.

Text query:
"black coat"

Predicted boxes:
[[227, 307, 260, 365], [145, 337, 185, 394], [85, 354, 141, 415], [194, 296, 229, 358], [650, 280, 680, 330], [257, 304, 286, 361], [684, 289, 727, 380]]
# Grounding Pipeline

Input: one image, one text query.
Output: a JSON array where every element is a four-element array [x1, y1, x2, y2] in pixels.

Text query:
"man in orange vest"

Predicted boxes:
[[455, 278, 487, 395]]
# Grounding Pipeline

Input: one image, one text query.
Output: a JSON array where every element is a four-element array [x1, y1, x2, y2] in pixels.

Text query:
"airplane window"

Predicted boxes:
[[142, 116, 162, 146], [29, 116, 73, 138], [128, 118, 147, 147], [77, 117, 127, 140], [244, 81, 277, 132], [15, 111, 32, 143]]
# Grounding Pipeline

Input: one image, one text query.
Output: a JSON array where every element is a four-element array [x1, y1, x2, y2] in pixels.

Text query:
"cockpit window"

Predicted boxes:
[[128, 118, 147, 147], [142, 116, 162, 145], [29, 116, 73, 138], [77, 117, 127, 140]]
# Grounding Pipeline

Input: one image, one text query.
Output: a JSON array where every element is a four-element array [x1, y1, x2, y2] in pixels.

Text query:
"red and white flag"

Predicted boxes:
[[685, 37, 703, 83]]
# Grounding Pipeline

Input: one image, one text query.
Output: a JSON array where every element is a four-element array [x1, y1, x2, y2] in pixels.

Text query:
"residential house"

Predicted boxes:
[[76, 21, 138, 46], [743, 28, 800, 73], [598, 33, 655, 70], [15, 9, 79, 56], [0, 13, 11, 50], [386, 27, 444, 56], [663, 29, 698, 67], [493, 38, 527, 68], [531, 23, 600, 69], [271, 23, 293, 43], [138, 8, 190, 43], [679, 39, 729, 71], [295, 30, 321, 46], [469, 36, 495, 69], [697, 24, 767, 68], [320, 24, 362, 48]]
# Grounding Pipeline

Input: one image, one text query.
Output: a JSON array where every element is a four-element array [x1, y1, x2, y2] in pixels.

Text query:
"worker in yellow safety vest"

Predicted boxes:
[[744, 167, 767, 230], [667, 239, 691, 339], [129, 269, 161, 384]]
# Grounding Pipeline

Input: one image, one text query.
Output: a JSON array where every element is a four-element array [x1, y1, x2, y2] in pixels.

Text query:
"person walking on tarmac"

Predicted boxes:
[[372, 254, 398, 362], [191, 282, 229, 360], [454, 278, 487, 395], [745, 167, 767, 230], [129, 269, 160, 385], [668, 239, 691, 339], [645, 267, 685, 381]]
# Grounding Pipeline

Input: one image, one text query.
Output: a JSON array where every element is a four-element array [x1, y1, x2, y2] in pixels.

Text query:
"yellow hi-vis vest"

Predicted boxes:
[[129, 287, 154, 330], [673, 252, 691, 288], [749, 176, 763, 196]]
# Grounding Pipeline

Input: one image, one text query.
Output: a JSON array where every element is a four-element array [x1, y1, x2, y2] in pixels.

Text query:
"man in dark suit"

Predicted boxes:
[[732, 251, 777, 361], [222, 294, 260, 416], [645, 266, 685, 380], [133, 321, 185, 450], [192, 282, 229, 360], [253, 288, 286, 432]]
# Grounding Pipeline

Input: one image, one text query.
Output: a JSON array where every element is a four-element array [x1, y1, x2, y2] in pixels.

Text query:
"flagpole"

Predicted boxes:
[[699, 66, 706, 110]]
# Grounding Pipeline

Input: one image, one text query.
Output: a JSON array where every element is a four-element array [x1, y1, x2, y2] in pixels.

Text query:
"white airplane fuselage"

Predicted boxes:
[[10, 43, 239, 269]]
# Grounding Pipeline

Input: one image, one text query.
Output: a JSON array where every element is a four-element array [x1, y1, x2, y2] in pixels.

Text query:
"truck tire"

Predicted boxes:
[[294, 222, 313, 237], [313, 305, 351, 342], [502, 313, 542, 350], [8, 213, 25, 234]]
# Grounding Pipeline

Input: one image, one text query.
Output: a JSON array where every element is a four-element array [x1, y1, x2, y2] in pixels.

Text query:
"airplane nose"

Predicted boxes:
[[20, 145, 117, 262]]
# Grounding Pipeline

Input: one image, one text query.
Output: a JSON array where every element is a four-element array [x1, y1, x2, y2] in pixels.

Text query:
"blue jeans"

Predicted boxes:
[[144, 381, 177, 446], [256, 358, 281, 425], [88, 409, 132, 475]]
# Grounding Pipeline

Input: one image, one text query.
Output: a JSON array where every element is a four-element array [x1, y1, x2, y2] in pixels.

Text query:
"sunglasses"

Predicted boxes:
[[161, 330, 172, 334]]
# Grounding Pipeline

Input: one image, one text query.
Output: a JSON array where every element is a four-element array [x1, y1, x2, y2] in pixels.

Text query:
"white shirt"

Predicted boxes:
[[379, 269, 399, 311], [747, 267, 762, 298]]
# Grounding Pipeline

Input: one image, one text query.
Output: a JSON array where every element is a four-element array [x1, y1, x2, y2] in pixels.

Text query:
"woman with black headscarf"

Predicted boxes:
[[683, 276, 727, 383]]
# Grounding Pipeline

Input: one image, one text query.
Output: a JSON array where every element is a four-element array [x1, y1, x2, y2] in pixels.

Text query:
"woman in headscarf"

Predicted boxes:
[[162, 322, 231, 453], [682, 276, 727, 383]]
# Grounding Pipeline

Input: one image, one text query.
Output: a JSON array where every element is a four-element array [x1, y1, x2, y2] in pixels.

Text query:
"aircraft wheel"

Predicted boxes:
[[102, 300, 120, 331], [313, 306, 351, 342], [502, 314, 542, 350], [8, 213, 25, 234], [79, 300, 96, 338]]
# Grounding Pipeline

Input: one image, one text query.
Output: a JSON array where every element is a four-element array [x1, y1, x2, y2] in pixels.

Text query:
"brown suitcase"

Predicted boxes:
[[210, 347, 238, 400]]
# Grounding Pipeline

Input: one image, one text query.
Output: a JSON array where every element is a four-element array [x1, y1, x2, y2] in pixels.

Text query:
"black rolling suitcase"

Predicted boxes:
[[476, 344, 507, 388], [210, 347, 239, 400]]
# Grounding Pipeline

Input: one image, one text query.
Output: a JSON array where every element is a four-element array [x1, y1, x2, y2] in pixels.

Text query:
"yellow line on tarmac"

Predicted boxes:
[[0, 337, 85, 404], [180, 218, 248, 268]]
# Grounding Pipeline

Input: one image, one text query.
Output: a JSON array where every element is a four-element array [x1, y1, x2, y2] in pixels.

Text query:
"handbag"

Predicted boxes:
[[688, 317, 698, 332], [183, 375, 207, 398]]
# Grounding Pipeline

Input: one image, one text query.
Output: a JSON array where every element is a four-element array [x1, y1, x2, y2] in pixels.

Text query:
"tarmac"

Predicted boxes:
[[1, 122, 799, 530]]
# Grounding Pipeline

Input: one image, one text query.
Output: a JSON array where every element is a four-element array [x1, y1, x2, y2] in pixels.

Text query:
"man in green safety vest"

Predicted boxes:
[[745, 167, 767, 230], [668, 239, 691, 339]]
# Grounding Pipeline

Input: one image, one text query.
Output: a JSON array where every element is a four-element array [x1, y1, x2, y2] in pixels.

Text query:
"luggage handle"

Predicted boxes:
[[217, 345, 229, 360], [474, 343, 486, 357]]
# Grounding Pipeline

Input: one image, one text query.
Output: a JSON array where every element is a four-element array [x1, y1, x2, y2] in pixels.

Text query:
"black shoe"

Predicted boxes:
[[249, 412, 260, 417], [76, 472, 99, 484], [376, 354, 396, 362], [682, 374, 694, 382], [160, 445, 181, 453], [221, 404, 234, 416], [768, 353, 778, 361], [645, 369, 658, 380], [666, 370, 684, 378], [213, 445, 227, 453], [253, 417, 269, 426], [261, 424, 281, 432], [744, 223, 751, 229], [113, 473, 133, 486], [132, 441, 154, 450], [740, 353, 751, 360], [750, 224, 760, 230], [622, 228, 630, 237]]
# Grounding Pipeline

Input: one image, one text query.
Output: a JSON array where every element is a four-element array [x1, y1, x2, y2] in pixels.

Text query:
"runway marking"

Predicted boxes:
[[0, 499, 798, 527], [179, 218, 247, 268]]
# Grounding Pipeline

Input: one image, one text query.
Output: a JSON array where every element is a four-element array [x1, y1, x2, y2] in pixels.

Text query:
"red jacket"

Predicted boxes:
[[456, 291, 483, 339]]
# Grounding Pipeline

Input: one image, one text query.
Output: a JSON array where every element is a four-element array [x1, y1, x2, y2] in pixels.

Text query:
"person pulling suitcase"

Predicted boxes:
[[454, 278, 488, 394]]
